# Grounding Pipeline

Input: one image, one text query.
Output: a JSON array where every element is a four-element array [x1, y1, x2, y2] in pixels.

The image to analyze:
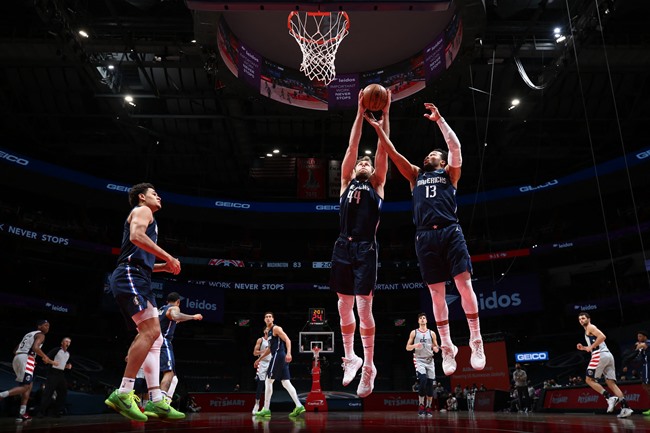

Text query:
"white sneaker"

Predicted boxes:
[[441, 345, 458, 376], [251, 404, 259, 415], [356, 365, 377, 398], [342, 355, 363, 386], [606, 396, 619, 413], [470, 338, 486, 370], [617, 407, 633, 418]]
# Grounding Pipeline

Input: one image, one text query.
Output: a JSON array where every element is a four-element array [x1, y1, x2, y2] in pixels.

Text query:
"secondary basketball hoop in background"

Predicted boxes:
[[288, 11, 350, 85]]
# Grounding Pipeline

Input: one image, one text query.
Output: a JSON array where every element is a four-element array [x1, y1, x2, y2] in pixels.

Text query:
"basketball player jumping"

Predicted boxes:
[[364, 103, 486, 376], [329, 89, 389, 398], [105, 183, 184, 421]]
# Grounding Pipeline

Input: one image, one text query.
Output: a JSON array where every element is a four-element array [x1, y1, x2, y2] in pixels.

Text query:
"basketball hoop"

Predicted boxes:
[[288, 11, 350, 85]]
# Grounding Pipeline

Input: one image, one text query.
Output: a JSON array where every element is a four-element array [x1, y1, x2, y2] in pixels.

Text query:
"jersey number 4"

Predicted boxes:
[[347, 189, 362, 204]]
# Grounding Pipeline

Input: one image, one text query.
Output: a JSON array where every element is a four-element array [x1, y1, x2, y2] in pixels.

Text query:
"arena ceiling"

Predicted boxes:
[[1, 0, 649, 218]]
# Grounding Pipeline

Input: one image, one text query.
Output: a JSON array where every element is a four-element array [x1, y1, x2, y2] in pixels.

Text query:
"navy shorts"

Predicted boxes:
[[329, 237, 377, 296], [134, 377, 148, 394], [160, 338, 175, 373], [267, 352, 291, 381], [415, 224, 473, 285], [109, 263, 157, 325]]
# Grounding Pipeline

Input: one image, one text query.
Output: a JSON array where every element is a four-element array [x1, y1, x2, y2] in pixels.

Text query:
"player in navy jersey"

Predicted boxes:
[[105, 183, 183, 422], [364, 103, 485, 376], [577, 312, 632, 418], [158, 292, 203, 407], [329, 89, 389, 398], [253, 312, 305, 418], [633, 330, 650, 416]]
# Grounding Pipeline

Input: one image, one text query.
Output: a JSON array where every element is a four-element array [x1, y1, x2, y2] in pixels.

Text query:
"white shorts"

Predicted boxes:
[[414, 357, 436, 379], [587, 351, 616, 381], [12, 353, 35, 384], [256, 360, 270, 381]]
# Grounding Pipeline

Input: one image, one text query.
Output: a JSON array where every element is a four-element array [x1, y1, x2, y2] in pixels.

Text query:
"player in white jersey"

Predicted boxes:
[[577, 312, 632, 418], [252, 328, 271, 414], [0, 320, 58, 422], [406, 313, 439, 417]]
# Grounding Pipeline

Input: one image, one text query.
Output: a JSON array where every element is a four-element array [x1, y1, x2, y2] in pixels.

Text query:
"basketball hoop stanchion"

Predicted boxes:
[[288, 11, 350, 85], [305, 347, 328, 412]]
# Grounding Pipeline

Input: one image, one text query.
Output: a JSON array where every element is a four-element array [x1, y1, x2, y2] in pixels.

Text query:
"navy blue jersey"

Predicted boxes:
[[159, 304, 177, 341], [412, 169, 458, 228], [339, 179, 383, 241], [268, 324, 286, 356], [116, 206, 158, 270]]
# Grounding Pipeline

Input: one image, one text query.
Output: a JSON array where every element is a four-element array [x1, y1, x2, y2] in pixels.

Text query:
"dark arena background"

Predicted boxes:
[[1, 1, 650, 432]]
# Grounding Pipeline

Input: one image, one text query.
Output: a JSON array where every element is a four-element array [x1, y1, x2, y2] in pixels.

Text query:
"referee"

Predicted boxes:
[[38, 337, 72, 418]]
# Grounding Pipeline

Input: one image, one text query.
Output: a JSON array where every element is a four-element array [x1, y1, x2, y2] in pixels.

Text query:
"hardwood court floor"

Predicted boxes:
[[1, 411, 648, 433]]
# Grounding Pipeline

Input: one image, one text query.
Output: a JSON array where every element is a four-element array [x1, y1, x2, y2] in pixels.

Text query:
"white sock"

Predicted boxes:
[[168, 376, 179, 398], [118, 378, 135, 394], [0, 391, 9, 398], [437, 323, 453, 347], [467, 317, 482, 340], [20, 405, 26, 415], [149, 388, 163, 403]]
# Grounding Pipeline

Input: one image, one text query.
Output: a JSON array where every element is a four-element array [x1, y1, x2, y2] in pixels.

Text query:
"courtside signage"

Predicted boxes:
[[515, 352, 549, 362]]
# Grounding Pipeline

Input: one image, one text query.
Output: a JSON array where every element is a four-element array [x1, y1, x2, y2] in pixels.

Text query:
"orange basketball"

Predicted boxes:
[[362, 84, 388, 111]]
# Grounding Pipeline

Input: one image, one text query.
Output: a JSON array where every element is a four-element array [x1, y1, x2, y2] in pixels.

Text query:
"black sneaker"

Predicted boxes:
[[16, 413, 32, 422]]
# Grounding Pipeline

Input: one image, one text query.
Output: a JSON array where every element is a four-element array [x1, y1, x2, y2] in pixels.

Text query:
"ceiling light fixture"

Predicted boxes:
[[124, 95, 134, 103], [78, 30, 89, 38], [364, 150, 372, 155], [272, 149, 280, 154]]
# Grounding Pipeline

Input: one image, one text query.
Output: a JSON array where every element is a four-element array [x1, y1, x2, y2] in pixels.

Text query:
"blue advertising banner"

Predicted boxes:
[[238, 42, 261, 88], [0, 292, 76, 315], [328, 74, 359, 110]]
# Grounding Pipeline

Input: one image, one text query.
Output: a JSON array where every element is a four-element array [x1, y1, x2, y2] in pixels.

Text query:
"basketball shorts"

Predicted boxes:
[[256, 359, 271, 381], [586, 351, 616, 381], [109, 262, 157, 325], [641, 357, 649, 385], [12, 353, 35, 385], [415, 224, 473, 285], [414, 357, 436, 379], [329, 237, 377, 296], [134, 377, 148, 395], [160, 338, 175, 373], [267, 352, 291, 381]]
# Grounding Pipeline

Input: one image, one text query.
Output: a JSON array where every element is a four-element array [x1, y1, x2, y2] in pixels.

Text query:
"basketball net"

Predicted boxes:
[[288, 11, 350, 85]]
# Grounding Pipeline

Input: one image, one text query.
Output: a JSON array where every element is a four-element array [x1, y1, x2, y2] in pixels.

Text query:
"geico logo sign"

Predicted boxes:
[[184, 298, 217, 310], [107, 184, 131, 192], [516, 352, 548, 362], [315, 205, 339, 211], [478, 291, 521, 310], [0, 151, 29, 166], [214, 201, 250, 209], [636, 150, 650, 160]]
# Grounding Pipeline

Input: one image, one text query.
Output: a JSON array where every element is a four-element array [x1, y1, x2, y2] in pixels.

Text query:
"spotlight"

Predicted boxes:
[[124, 95, 134, 103], [78, 30, 89, 38], [272, 149, 280, 154]]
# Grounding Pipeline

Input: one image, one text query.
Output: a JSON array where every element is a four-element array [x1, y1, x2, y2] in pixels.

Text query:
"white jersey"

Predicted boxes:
[[256, 337, 271, 380], [16, 330, 42, 355], [413, 328, 436, 359]]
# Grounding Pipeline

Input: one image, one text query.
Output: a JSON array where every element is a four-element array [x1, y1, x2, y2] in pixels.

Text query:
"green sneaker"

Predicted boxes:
[[643, 409, 650, 416], [256, 408, 272, 418], [105, 390, 148, 422], [289, 406, 306, 417], [144, 399, 186, 420]]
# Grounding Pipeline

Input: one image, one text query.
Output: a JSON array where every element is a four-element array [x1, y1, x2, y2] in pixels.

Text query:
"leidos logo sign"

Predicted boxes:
[[515, 352, 549, 362]]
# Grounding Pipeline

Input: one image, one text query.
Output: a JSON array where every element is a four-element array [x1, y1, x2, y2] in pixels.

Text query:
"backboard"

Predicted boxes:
[[299, 331, 334, 354]]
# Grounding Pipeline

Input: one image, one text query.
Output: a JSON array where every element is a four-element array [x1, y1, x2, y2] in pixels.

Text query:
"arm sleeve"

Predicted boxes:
[[437, 119, 462, 168]]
